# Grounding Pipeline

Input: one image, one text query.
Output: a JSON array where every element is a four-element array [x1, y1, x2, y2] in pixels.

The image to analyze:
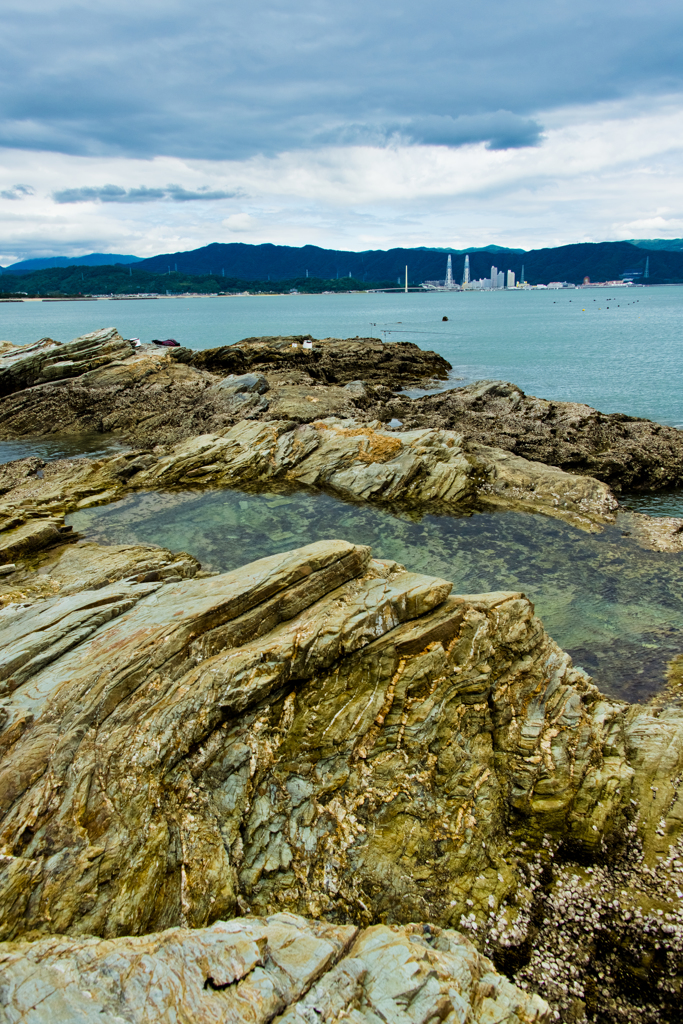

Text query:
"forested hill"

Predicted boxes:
[[3, 241, 683, 296], [134, 240, 683, 285]]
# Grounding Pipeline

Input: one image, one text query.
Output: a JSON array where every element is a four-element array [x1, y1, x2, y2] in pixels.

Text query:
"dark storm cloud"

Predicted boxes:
[[0, 184, 35, 200], [52, 183, 237, 203], [0, 0, 681, 160]]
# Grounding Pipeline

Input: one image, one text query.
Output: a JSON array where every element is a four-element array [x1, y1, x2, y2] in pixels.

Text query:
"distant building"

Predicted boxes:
[[507, 270, 515, 289], [462, 255, 470, 288], [497, 271, 504, 289], [445, 255, 454, 290], [491, 265, 498, 289]]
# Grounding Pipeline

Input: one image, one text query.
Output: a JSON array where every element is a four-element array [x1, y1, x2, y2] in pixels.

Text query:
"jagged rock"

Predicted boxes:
[[0, 540, 201, 609], [0, 420, 618, 534], [0, 333, 449, 448], [0, 457, 44, 497], [212, 371, 270, 394], [0, 538, 681, 949], [618, 509, 683, 552], [385, 379, 683, 492], [0, 518, 68, 564], [0, 329, 133, 398], [183, 335, 452, 387], [0, 915, 549, 1024]]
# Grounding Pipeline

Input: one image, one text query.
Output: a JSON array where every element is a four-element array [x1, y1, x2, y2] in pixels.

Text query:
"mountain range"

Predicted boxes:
[[2, 239, 683, 290]]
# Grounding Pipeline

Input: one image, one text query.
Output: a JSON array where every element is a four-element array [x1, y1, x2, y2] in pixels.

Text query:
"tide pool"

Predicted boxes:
[[67, 485, 683, 704]]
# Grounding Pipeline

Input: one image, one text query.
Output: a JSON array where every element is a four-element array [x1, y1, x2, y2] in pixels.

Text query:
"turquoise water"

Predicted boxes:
[[0, 434, 129, 464], [67, 486, 683, 703], [1, 287, 682, 424]]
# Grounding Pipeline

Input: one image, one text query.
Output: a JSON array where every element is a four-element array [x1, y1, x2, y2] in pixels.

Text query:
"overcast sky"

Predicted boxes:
[[1, 0, 683, 262]]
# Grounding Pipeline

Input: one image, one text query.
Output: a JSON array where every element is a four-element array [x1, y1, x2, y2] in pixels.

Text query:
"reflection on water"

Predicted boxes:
[[0, 434, 129, 464], [67, 486, 683, 703]]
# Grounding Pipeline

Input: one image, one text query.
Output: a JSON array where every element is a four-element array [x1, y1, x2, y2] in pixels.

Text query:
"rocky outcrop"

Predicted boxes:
[[0, 915, 549, 1024], [0, 419, 618, 534], [179, 334, 452, 387], [2, 332, 681, 501], [0, 539, 202, 609], [0, 332, 448, 447], [0, 328, 133, 398], [381, 379, 683, 493], [1, 538, 682, 1021]]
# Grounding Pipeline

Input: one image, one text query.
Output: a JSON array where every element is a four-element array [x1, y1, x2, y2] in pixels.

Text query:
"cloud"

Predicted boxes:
[[52, 183, 238, 203], [0, 183, 34, 199], [0, 1, 681, 161], [222, 213, 257, 232], [403, 113, 544, 151]]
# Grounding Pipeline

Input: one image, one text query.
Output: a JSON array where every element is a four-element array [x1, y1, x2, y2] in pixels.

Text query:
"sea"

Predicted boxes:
[[2, 285, 683, 700]]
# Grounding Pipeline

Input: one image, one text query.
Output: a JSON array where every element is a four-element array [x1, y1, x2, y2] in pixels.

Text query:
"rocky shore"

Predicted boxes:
[[1, 329, 683, 1023]]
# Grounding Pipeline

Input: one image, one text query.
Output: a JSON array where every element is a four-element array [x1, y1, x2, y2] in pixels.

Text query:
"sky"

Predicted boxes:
[[1, 0, 683, 263]]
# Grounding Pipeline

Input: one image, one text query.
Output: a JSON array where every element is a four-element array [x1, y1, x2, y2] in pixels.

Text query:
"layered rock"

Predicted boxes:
[[0, 914, 549, 1024], [2, 331, 681, 501], [0, 328, 133, 398], [0, 420, 618, 539], [1, 538, 682, 1021], [382, 379, 683, 493], [0, 332, 447, 447]]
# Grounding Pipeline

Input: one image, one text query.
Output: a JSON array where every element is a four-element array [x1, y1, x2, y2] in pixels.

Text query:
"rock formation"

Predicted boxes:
[[382, 379, 683, 493], [0, 914, 549, 1024], [2, 330, 682, 498], [0, 538, 682, 1021], [1, 327, 683, 1022]]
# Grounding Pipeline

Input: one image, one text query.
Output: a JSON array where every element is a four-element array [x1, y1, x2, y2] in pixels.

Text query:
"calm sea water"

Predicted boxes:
[[1, 286, 682, 423], [67, 486, 683, 703]]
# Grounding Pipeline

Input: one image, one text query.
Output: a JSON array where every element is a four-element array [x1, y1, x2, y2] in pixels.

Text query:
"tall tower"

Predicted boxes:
[[462, 255, 470, 288], [491, 265, 498, 290], [445, 255, 453, 289], [644, 256, 650, 279]]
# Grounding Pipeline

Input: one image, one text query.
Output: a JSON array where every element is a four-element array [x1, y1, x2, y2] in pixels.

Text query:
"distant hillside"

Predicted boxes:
[[134, 240, 683, 286], [628, 238, 683, 253], [0, 264, 393, 298], [2, 253, 144, 274], [414, 245, 526, 255], [3, 241, 683, 295]]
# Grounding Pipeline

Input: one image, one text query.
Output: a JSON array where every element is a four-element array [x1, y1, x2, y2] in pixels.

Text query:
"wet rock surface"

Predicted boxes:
[[379, 380, 683, 493], [0, 539, 682, 1020], [0, 914, 549, 1024], [0, 419, 619, 536]]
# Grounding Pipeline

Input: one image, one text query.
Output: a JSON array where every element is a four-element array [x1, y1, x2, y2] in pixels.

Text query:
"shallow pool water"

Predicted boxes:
[[0, 433, 128, 464], [66, 485, 683, 703]]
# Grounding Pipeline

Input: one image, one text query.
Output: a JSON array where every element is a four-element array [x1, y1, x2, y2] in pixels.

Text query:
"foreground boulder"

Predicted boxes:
[[1, 539, 682, 1022], [0, 914, 549, 1024]]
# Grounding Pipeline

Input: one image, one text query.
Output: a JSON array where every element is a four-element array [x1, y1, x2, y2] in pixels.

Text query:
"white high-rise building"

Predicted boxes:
[[491, 265, 498, 289], [507, 269, 515, 289], [497, 271, 504, 290]]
